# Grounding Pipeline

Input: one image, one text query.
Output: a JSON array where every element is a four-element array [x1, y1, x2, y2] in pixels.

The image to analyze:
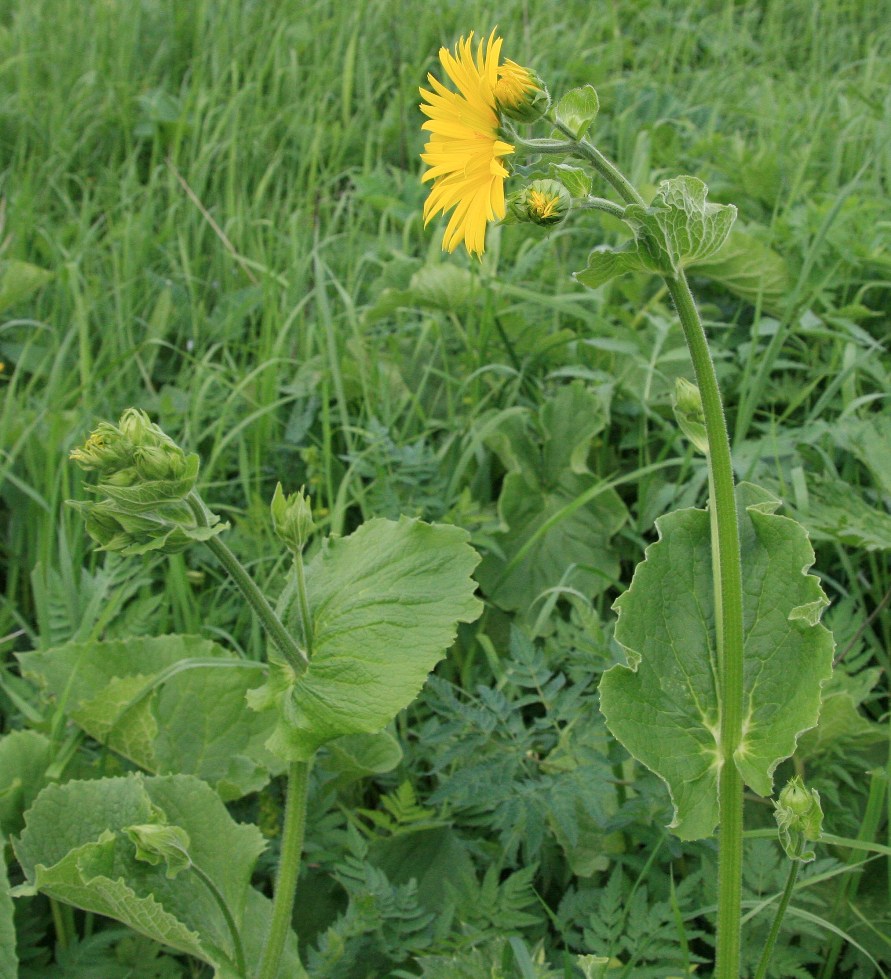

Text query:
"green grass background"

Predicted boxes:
[[1, 0, 890, 971]]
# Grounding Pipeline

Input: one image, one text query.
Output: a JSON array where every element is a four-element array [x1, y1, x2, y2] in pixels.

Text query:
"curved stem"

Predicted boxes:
[[576, 196, 628, 219], [665, 272, 745, 979], [190, 862, 247, 977], [548, 117, 646, 207], [257, 761, 311, 979], [753, 839, 805, 979], [186, 492, 308, 674], [555, 120, 747, 975]]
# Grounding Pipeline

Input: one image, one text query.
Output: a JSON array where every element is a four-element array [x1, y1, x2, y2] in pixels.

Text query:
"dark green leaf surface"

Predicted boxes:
[[0, 730, 52, 838], [0, 835, 17, 979], [477, 383, 627, 610]]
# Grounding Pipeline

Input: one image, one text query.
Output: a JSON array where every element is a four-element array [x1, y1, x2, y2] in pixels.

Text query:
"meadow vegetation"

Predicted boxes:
[[1, 0, 890, 975]]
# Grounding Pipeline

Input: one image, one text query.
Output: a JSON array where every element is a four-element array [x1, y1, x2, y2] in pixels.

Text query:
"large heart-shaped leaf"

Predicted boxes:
[[599, 484, 834, 840], [249, 517, 481, 761]]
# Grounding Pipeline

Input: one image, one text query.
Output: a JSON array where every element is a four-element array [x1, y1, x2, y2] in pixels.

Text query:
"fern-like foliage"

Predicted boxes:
[[558, 866, 709, 977], [30, 553, 161, 649], [306, 827, 435, 979], [355, 780, 443, 837], [415, 627, 618, 871], [447, 863, 543, 935], [401, 935, 563, 979]]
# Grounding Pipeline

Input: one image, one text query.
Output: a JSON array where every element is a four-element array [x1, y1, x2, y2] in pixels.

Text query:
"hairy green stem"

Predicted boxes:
[[186, 492, 308, 674], [257, 760, 311, 979], [293, 549, 314, 660], [576, 196, 627, 219], [665, 272, 745, 979], [753, 839, 805, 979], [562, 131, 747, 975], [548, 117, 646, 207]]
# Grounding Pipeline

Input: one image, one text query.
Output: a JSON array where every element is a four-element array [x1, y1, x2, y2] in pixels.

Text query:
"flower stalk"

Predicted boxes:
[[665, 272, 745, 978], [752, 837, 805, 979], [257, 760, 311, 979], [536, 124, 747, 978], [186, 492, 309, 675]]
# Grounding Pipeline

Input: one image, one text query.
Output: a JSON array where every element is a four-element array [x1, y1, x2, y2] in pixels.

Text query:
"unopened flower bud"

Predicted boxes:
[[271, 483, 314, 555], [126, 822, 192, 879], [495, 61, 550, 123], [69, 425, 132, 474], [134, 443, 189, 482], [69, 409, 225, 556], [774, 775, 823, 861], [509, 179, 571, 227], [118, 407, 151, 443], [673, 377, 709, 455]]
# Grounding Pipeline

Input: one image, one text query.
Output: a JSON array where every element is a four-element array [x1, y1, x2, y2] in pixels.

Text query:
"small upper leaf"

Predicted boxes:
[[575, 177, 737, 290], [624, 176, 737, 275], [554, 85, 600, 139], [550, 163, 593, 199], [574, 243, 647, 290]]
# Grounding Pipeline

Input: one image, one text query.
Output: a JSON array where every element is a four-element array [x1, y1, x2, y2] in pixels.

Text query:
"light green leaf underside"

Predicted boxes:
[[574, 176, 737, 288], [625, 175, 737, 275], [13, 774, 270, 973], [599, 483, 834, 840], [17, 636, 281, 799], [264, 517, 481, 760]]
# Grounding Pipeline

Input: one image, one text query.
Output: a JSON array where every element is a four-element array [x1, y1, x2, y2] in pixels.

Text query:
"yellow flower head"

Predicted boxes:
[[419, 32, 515, 257]]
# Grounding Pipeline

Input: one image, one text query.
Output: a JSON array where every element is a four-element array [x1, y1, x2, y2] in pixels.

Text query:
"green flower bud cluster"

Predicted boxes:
[[69, 408, 226, 555], [508, 178, 572, 227], [774, 775, 823, 862], [270, 482, 314, 556]]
